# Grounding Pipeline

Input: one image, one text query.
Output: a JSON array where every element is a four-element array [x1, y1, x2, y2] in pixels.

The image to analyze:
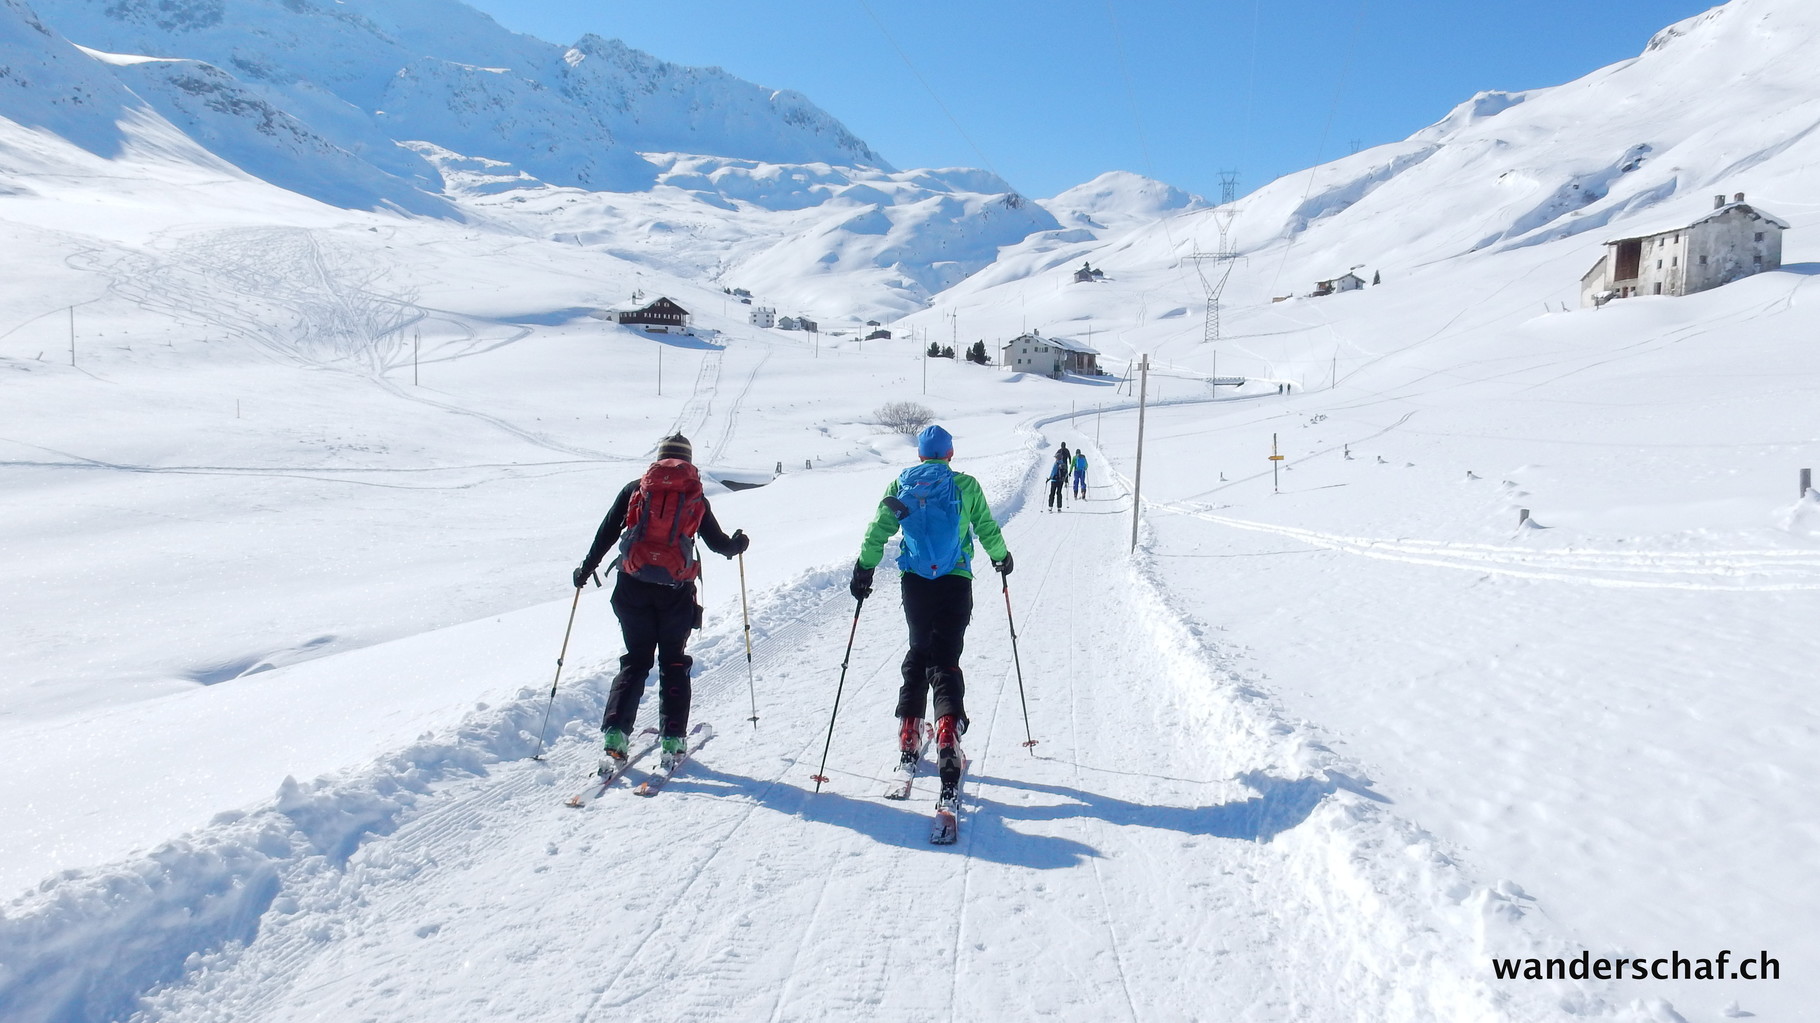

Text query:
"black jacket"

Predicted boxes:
[[580, 478, 739, 578]]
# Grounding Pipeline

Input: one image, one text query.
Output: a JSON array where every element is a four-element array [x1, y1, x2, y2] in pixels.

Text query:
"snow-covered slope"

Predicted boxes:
[[1149, 0, 1818, 300], [3, 1, 1818, 1021], [1040, 169, 1208, 237]]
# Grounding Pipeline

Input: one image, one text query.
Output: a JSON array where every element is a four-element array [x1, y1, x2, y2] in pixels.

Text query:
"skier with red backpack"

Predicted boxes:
[[849, 425, 1011, 817], [573, 434, 748, 771]]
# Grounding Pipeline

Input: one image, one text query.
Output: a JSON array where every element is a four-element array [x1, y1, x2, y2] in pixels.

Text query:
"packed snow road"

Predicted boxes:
[[27, 436, 1643, 1023]]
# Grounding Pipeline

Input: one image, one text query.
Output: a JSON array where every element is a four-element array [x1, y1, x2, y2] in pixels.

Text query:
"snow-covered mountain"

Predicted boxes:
[[35, 0, 883, 190], [4, 0, 1073, 315]]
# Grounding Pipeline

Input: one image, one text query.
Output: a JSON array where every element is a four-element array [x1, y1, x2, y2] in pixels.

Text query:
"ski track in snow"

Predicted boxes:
[[1161, 502, 1820, 591], [71, 227, 636, 465], [667, 341, 725, 444]]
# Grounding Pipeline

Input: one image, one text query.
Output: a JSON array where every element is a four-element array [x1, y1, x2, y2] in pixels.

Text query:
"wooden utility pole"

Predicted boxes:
[[1130, 355, 1149, 552]]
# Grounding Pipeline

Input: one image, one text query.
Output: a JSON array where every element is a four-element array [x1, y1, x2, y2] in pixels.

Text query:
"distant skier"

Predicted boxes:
[[572, 434, 748, 771], [1046, 455, 1068, 511], [1071, 450, 1088, 499], [850, 424, 1011, 806]]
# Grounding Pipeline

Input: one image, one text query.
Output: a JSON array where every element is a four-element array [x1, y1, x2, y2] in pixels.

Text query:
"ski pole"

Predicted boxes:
[[738, 552, 759, 728], [810, 596, 866, 791], [1001, 574, 1039, 753], [531, 581, 588, 761]]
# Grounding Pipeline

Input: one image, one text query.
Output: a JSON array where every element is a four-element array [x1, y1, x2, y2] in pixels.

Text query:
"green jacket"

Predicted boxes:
[[858, 460, 1009, 579]]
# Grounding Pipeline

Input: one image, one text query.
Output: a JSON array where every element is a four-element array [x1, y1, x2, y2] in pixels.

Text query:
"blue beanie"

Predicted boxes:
[[917, 424, 953, 459]]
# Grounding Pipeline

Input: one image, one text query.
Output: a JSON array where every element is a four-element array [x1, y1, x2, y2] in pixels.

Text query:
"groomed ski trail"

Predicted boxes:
[[41, 439, 1668, 1023]]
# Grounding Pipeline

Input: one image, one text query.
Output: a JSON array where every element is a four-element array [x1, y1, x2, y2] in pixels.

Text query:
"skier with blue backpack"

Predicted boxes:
[[849, 424, 1012, 813], [1046, 454, 1069, 511]]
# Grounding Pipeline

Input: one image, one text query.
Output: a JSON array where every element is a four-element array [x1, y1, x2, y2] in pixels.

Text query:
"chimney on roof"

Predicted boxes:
[[1714, 194, 1726, 210], [1734, 192, 1746, 203]]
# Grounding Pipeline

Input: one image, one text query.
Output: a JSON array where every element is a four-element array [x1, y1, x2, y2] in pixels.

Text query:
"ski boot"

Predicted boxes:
[[898, 717, 927, 769], [599, 727, 630, 775], [935, 715, 966, 792], [659, 733, 688, 771]]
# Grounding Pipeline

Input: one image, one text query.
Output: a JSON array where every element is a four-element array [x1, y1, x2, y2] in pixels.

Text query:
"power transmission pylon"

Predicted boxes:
[[1189, 171, 1244, 389]]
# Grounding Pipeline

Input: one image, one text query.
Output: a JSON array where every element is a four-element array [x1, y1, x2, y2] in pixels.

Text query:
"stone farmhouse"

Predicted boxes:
[[1580, 193, 1788, 307], [1001, 332, 1102, 377]]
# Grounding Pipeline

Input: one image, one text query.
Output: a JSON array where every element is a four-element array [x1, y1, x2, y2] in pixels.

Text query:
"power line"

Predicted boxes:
[[1268, 0, 1373, 298], [855, 0, 1004, 184]]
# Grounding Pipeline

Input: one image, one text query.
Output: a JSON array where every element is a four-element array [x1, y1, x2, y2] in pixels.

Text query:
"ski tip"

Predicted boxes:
[[929, 812, 958, 845]]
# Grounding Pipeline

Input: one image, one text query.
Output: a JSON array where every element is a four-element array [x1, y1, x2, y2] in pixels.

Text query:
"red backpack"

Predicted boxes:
[[617, 459, 707, 586]]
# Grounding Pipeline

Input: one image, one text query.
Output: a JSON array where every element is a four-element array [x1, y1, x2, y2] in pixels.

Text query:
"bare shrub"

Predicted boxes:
[[875, 401, 935, 436]]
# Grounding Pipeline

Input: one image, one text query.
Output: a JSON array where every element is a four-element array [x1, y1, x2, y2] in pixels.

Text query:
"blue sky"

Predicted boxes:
[[463, 0, 1720, 201]]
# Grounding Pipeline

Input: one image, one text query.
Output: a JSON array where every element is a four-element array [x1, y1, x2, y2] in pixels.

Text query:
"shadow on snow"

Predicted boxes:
[[660, 762, 1375, 870]]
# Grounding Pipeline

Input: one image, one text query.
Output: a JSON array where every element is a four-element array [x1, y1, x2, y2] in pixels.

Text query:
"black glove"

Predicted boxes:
[[993, 552, 1014, 577], [850, 562, 874, 600], [728, 529, 750, 556], [572, 564, 590, 589]]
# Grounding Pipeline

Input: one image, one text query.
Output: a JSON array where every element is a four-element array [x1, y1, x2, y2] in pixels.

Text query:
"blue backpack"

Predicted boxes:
[[885, 462, 966, 579]]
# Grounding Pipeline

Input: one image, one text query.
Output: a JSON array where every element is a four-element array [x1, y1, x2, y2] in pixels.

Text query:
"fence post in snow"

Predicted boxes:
[[1129, 355, 1149, 553], [1803, 468, 1813, 498], [1519, 508, 1531, 526]]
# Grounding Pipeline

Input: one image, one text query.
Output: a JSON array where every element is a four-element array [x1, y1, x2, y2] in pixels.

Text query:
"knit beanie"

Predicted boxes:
[[657, 434, 693, 463], [917, 424, 954, 459]]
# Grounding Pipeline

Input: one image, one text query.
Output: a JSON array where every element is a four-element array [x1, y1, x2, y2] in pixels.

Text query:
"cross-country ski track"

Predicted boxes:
[[1, 421, 1668, 1023]]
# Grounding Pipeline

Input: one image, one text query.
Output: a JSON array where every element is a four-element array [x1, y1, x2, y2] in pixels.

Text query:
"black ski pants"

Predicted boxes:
[[895, 572, 973, 727], [1047, 477, 1064, 509], [602, 573, 697, 738]]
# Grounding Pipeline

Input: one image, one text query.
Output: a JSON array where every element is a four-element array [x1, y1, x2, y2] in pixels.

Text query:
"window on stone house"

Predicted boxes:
[[1654, 283, 1662, 294], [1672, 256, 1677, 266], [1656, 259, 1663, 269], [1754, 255, 1763, 266], [1755, 232, 1764, 242], [1700, 255, 1708, 265]]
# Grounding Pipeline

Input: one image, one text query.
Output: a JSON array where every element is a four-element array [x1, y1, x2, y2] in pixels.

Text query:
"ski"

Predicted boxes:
[[883, 721, 935, 800], [634, 722, 714, 797], [564, 729, 659, 808], [928, 751, 968, 845]]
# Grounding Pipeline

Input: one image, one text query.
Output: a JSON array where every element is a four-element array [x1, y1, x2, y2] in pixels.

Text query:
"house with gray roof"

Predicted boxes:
[[1001, 332, 1102, 378], [1581, 193, 1788, 307]]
